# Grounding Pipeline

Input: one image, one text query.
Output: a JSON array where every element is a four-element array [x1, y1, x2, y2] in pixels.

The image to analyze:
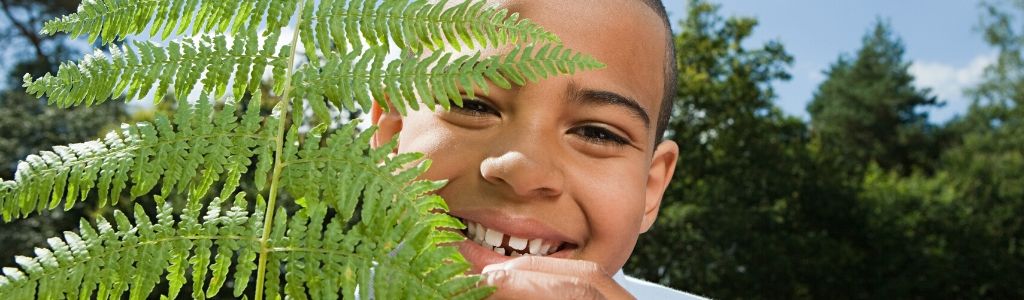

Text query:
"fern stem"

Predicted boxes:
[[254, 1, 307, 299]]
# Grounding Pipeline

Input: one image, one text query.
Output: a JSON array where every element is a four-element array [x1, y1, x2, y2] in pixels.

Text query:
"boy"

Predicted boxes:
[[370, 0, 701, 298]]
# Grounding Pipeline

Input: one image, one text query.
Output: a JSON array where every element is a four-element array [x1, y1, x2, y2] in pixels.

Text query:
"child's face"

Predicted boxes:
[[372, 0, 677, 275]]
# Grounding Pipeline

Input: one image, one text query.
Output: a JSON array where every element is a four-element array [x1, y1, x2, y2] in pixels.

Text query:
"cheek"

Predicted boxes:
[[573, 161, 648, 267], [397, 115, 473, 181], [576, 160, 648, 224]]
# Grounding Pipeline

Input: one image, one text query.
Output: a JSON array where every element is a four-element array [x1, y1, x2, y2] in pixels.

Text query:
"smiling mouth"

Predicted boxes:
[[456, 217, 576, 257]]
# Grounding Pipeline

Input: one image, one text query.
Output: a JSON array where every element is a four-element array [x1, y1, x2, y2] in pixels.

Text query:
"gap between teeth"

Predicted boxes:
[[464, 219, 561, 256]]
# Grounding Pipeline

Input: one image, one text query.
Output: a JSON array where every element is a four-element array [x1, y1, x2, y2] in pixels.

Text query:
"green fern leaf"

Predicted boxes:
[[0, 105, 488, 298], [42, 0, 295, 44], [292, 43, 604, 116], [0, 196, 259, 299], [24, 32, 286, 108], [44, 0, 557, 59], [28, 0, 599, 118], [0, 96, 273, 221], [307, 0, 560, 56]]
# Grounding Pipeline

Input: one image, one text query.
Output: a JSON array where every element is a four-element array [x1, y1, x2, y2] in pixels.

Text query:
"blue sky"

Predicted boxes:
[[665, 1, 993, 123]]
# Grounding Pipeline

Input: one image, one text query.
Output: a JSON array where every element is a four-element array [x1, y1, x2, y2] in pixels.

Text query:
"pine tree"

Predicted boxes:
[[807, 20, 941, 175]]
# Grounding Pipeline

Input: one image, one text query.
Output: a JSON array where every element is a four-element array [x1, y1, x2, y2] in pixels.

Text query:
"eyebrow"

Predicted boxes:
[[567, 83, 651, 129]]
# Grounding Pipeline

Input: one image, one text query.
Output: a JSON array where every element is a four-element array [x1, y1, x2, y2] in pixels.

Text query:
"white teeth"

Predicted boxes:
[[465, 221, 484, 243], [528, 238, 542, 254], [471, 224, 484, 243], [473, 224, 485, 243], [508, 236, 527, 250], [484, 227, 504, 247], [539, 242, 552, 255], [462, 219, 564, 257]]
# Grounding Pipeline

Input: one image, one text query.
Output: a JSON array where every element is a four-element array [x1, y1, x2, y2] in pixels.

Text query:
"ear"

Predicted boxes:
[[370, 101, 403, 149], [640, 140, 679, 233]]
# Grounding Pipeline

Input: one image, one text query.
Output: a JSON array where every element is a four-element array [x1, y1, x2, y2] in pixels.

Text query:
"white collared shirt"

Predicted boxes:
[[613, 270, 707, 299]]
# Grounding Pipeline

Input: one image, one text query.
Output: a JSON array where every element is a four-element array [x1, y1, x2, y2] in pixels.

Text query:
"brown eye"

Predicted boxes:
[[453, 99, 499, 117], [570, 125, 629, 146]]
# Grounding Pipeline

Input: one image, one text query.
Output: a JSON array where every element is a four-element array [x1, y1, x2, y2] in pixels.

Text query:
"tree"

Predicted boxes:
[[905, 0, 1024, 296], [807, 20, 941, 176], [0, 0, 603, 299], [627, 1, 870, 298], [795, 6, 1024, 298], [623, 1, 1024, 299]]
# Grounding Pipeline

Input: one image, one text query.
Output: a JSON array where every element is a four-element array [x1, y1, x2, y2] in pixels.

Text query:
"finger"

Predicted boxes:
[[489, 256, 609, 278], [483, 269, 607, 300], [484, 257, 635, 299]]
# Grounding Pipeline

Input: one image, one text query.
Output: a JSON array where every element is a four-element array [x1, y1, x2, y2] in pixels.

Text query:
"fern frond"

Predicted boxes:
[[30, 0, 596, 113], [304, 0, 559, 58], [24, 32, 286, 108], [41, 0, 297, 44], [44, 0, 556, 57], [279, 122, 434, 219], [271, 122, 483, 299], [0, 135, 485, 299], [0, 193, 264, 299], [292, 43, 605, 117], [260, 191, 483, 299], [0, 95, 274, 222]]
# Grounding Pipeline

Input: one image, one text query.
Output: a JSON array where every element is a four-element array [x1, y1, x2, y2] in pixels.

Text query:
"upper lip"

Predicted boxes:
[[448, 209, 579, 246]]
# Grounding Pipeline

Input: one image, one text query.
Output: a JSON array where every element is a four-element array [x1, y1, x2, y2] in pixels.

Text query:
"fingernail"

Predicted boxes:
[[481, 263, 505, 274]]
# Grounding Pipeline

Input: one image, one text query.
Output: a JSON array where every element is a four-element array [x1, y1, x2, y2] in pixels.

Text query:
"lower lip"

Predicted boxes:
[[456, 237, 575, 274]]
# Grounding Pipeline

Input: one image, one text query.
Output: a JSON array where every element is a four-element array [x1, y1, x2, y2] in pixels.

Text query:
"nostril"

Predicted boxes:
[[532, 187, 561, 198], [480, 152, 565, 198]]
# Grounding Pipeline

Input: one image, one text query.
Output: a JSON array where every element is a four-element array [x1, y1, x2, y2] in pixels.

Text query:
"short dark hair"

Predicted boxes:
[[639, 0, 677, 143]]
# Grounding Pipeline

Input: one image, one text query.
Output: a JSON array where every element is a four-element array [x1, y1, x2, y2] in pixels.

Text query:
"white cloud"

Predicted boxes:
[[910, 53, 996, 122]]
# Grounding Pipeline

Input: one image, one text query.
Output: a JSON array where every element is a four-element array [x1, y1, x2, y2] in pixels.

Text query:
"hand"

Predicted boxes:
[[481, 256, 636, 300]]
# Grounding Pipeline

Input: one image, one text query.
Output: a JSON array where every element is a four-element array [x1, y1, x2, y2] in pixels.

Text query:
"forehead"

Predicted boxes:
[[494, 0, 668, 121]]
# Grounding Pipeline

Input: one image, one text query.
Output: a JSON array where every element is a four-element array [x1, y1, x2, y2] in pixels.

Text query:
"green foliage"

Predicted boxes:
[[854, 165, 961, 297], [900, 1, 1024, 297], [628, 1, 850, 298], [290, 42, 601, 117], [41, 0, 558, 52], [628, 1, 1024, 299], [0, 170, 471, 299], [807, 20, 941, 175], [1, 96, 270, 220], [24, 33, 289, 107], [24, 0, 600, 113], [0, 0, 602, 299]]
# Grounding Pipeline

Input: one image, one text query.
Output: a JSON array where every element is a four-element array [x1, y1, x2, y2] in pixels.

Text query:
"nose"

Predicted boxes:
[[480, 150, 565, 199]]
